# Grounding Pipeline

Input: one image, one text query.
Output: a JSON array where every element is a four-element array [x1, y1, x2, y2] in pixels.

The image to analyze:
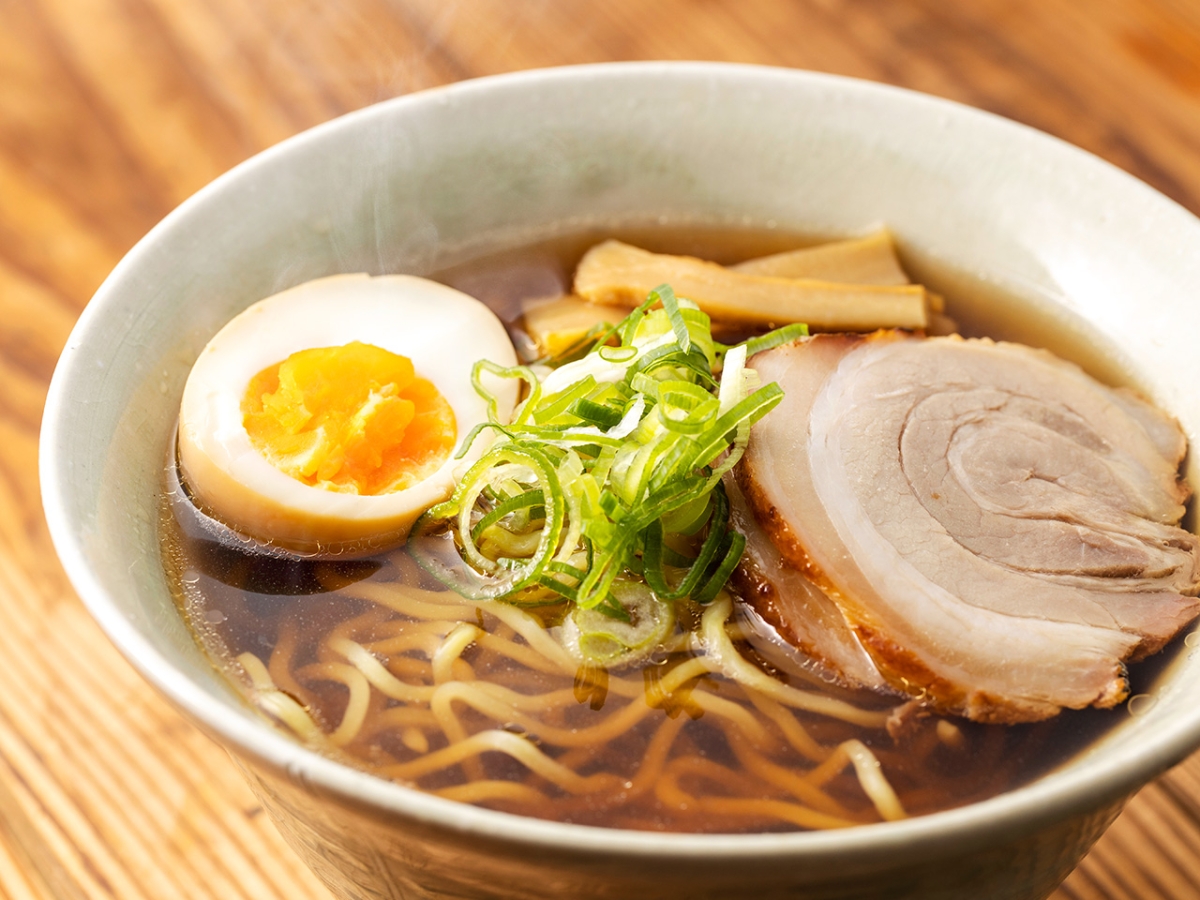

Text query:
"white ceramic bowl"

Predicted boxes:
[[40, 63, 1200, 900]]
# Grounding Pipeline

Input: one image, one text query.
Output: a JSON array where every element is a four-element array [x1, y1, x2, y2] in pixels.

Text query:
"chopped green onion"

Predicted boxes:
[[470, 490, 544, 542], [556, 579, 675, 666], [410, 283, 792, 632], [654, 284, 692, 355], [570, 398, 624, 429], [742, 321, 810, 357]]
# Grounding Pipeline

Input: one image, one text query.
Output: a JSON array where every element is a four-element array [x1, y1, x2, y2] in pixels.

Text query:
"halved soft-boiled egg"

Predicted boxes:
[[177, 274, 518, 555]]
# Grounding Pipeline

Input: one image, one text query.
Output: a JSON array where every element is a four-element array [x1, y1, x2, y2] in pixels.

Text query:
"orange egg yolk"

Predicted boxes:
[[241, 342, 457, 495]]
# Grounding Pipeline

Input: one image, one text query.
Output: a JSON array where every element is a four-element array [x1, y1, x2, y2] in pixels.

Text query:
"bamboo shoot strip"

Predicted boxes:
[[730, 229, 909, 285], [521, 295, 627, 357], [574, 240, 929, 331], [732, 231, 946, 314], [522, 294, 755, 360], [732, 230, 945, 315]]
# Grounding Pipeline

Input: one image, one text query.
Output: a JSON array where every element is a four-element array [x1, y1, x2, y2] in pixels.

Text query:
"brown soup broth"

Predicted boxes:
[[164, 224, 1167, 833]]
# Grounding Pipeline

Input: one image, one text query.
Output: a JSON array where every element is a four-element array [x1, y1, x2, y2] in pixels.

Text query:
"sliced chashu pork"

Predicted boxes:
[[738, 332, 1200, 723], [727, 477, 890, 693]]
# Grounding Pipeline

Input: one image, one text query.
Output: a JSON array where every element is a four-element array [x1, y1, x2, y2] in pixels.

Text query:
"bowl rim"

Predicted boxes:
[[39, 59, 1200, 862]]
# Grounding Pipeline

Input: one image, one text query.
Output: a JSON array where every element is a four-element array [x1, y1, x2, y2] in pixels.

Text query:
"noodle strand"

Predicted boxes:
[[384, 730, 625, 795], [701, 597, 889, 728]]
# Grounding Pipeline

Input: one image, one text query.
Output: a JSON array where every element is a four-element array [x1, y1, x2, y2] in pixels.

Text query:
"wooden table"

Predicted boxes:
[[4, 1, 1200, 897]]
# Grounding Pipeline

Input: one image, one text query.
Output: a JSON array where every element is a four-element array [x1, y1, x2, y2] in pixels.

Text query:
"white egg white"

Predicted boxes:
[[177, 273, 518, 555]]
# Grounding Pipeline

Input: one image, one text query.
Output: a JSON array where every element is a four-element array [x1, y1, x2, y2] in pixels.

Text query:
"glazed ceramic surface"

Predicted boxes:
[[40, 63, 1200, 900]]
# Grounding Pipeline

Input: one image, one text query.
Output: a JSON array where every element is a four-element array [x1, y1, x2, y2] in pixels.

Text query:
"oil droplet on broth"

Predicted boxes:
[[1185, 631, 1200, 649]]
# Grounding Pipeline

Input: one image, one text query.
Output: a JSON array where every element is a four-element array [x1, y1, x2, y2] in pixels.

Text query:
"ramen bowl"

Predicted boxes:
[[40, 63, 1200, 900]]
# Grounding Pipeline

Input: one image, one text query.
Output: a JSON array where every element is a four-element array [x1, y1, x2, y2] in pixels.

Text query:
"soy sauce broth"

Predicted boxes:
[[163, 222, 1179, 833]]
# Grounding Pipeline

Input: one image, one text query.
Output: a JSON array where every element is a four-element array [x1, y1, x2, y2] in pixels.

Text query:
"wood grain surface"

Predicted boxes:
[[5, 1, 1200, 897]]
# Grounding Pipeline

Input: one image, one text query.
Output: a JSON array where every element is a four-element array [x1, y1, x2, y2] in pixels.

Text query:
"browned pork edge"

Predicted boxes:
[[727, 475, 892, 693], [735, 456, 1024, 720]]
